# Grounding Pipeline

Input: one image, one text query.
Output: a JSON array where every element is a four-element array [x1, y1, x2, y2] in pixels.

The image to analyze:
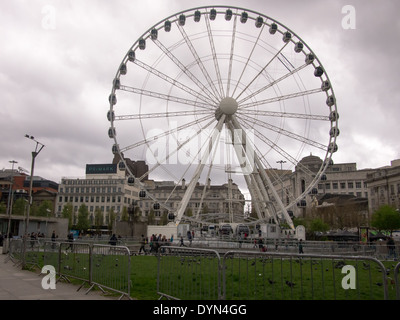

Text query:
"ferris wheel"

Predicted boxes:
[[107, 6, 339, 230]]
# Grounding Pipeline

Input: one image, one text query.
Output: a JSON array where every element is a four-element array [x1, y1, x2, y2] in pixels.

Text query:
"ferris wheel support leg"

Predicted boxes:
[[226, 121, 272, 222], [231, 116, 295, 230], [174, 115, 226, 226]]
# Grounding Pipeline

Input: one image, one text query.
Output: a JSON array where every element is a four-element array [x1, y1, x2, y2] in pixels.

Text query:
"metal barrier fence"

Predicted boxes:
[[222, 251, 390, 300], [89, 244, 131, 299], [157, 246, 222, 300], [157, 247, 399, 300], [8, 239, 132, 300]]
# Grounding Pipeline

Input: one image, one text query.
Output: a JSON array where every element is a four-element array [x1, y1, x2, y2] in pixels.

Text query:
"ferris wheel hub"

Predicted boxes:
[[219, 97, 238, 115]]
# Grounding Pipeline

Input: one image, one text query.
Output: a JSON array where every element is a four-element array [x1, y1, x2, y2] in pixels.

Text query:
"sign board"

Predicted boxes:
[[86, 164, 117, 175]]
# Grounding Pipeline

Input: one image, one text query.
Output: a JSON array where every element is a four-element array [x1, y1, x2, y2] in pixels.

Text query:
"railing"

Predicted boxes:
[[8, 239, 132, 300], [157, 246, 399, 300]]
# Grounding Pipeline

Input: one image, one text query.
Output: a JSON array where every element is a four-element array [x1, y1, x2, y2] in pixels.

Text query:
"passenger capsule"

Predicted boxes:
[[150, 28, 158, 40], [139, 190, 146, 198], [194, 10, 201, 22], [112, 144, 119, 154], [240, 12, 248, 23], [328, 142, 338, 153], [255, 16, 263, 28], [298, 200, 307, 207], [225, 9, 233, 21], [321, 80, 331, 91], [329, 111, 339, 122], [128, 50, 135, 62], [164, 20, 171, 32], [108, 127, 116, 139], [107, 110, 115, 122], [113, 78, 120, 90], [139, 39, 146, 50], [269, 23, 278, 34], [119, 63, 127, 75], [168, 213, 175, 221], [314, 66, 324, 77], [282, 31, 292, 43], [210, 9, 217, 20], [179, 14, 186, 26], [326, 95, 335, 107], [153, 203, 160, 210], [311, 188, 318, 195], [109, 93, 117, 105], [127, 176, 135, 186], [119, 162, 126, 170], [329, 127, 340, 137], [321, 174, 327, 181], [305, 54, 314, 65], [294, 42, 304, 53]]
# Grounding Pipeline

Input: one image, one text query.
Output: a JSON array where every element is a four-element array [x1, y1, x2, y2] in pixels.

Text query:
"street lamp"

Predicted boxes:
[[276, 160, 287, 203], [22, 134, 45, 267], [4, 160, 17, 254]]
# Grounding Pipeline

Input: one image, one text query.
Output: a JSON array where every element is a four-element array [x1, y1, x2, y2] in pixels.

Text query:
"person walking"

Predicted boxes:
[[139, 234, 146, 255], [298, 239, 304, 254]]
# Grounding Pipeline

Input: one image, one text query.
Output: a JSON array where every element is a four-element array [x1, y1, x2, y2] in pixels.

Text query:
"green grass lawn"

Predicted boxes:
[[24, 248, 399, 300]]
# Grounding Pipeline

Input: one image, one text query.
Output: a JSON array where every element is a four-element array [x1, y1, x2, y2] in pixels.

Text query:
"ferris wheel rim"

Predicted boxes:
[[108, 5, 339, 228]]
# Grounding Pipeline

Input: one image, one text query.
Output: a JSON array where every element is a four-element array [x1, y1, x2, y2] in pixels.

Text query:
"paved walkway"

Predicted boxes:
[[0, 251, 116, 300]]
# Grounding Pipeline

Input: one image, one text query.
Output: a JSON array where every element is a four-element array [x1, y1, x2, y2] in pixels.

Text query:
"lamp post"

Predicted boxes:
[[276, 160, 287, 203], [22, 135, 45, 267], [4, 160, 17, 254]]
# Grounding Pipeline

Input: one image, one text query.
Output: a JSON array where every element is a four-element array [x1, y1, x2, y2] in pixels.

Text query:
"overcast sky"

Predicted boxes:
[[1, 0, 399, 184]]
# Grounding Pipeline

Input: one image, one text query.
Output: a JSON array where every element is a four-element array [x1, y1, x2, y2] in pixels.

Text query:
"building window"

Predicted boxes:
[[356, 182, 362, 189], [348, 182, 354, 189]]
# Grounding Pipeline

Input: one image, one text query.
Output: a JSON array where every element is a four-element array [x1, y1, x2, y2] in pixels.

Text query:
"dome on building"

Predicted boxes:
[[296, 154, 323, 173]]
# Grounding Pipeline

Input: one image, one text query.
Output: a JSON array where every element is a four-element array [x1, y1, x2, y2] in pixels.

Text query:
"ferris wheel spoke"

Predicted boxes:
[[235, 41, 290, 101], [239, 88, 322, 110], [119, 85, 215, 110], [237, 63, 308, 105], [231, 24, 265, 98], [226, 14, 238, 97], [119, 114, 214, 153], [152, 39, 219, 102], [115, 110, 211, 121], [237, 109, 330, 121], [132, 58, 215, 105], [204, 12, 225, 98], [138, 117, 216, 181], [237, 117, 316, 179], [176, 22, 222, 101], [239, 113, 327, 150], [174, 115, 226, 225]]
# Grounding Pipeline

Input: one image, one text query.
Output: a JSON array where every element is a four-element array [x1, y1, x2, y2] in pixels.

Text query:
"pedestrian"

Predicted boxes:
[[51, 230, 56, 250], [66, 232, 74, 251], [109, 233, 118, 246], [180, 236, 186, 247], [139, 234, 146, 255], [387, 237, 396, 260], [298, 239, 304, 254]]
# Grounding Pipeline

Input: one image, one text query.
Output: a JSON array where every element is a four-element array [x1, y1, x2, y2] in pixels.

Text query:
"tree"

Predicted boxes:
[[36, 200, 53, 217], [62, 202, 74, 229], [76, 204, 90, 232], [108, 208, 116, 231], [94, 207, 103, 233], [13, 198, 27, 216], [121, 206, 129, 222], [371, 205, 400, 235]]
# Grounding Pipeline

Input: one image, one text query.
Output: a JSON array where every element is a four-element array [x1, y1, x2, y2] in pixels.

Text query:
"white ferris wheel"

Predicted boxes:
[[107, 6, 339, 230]]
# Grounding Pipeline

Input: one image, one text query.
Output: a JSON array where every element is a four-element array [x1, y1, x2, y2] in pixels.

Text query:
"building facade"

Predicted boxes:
[[55, 163, 140, 226], [138, 179, 246, 224], [366, 159, 400, 213], [272, 155, 375, 218]]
